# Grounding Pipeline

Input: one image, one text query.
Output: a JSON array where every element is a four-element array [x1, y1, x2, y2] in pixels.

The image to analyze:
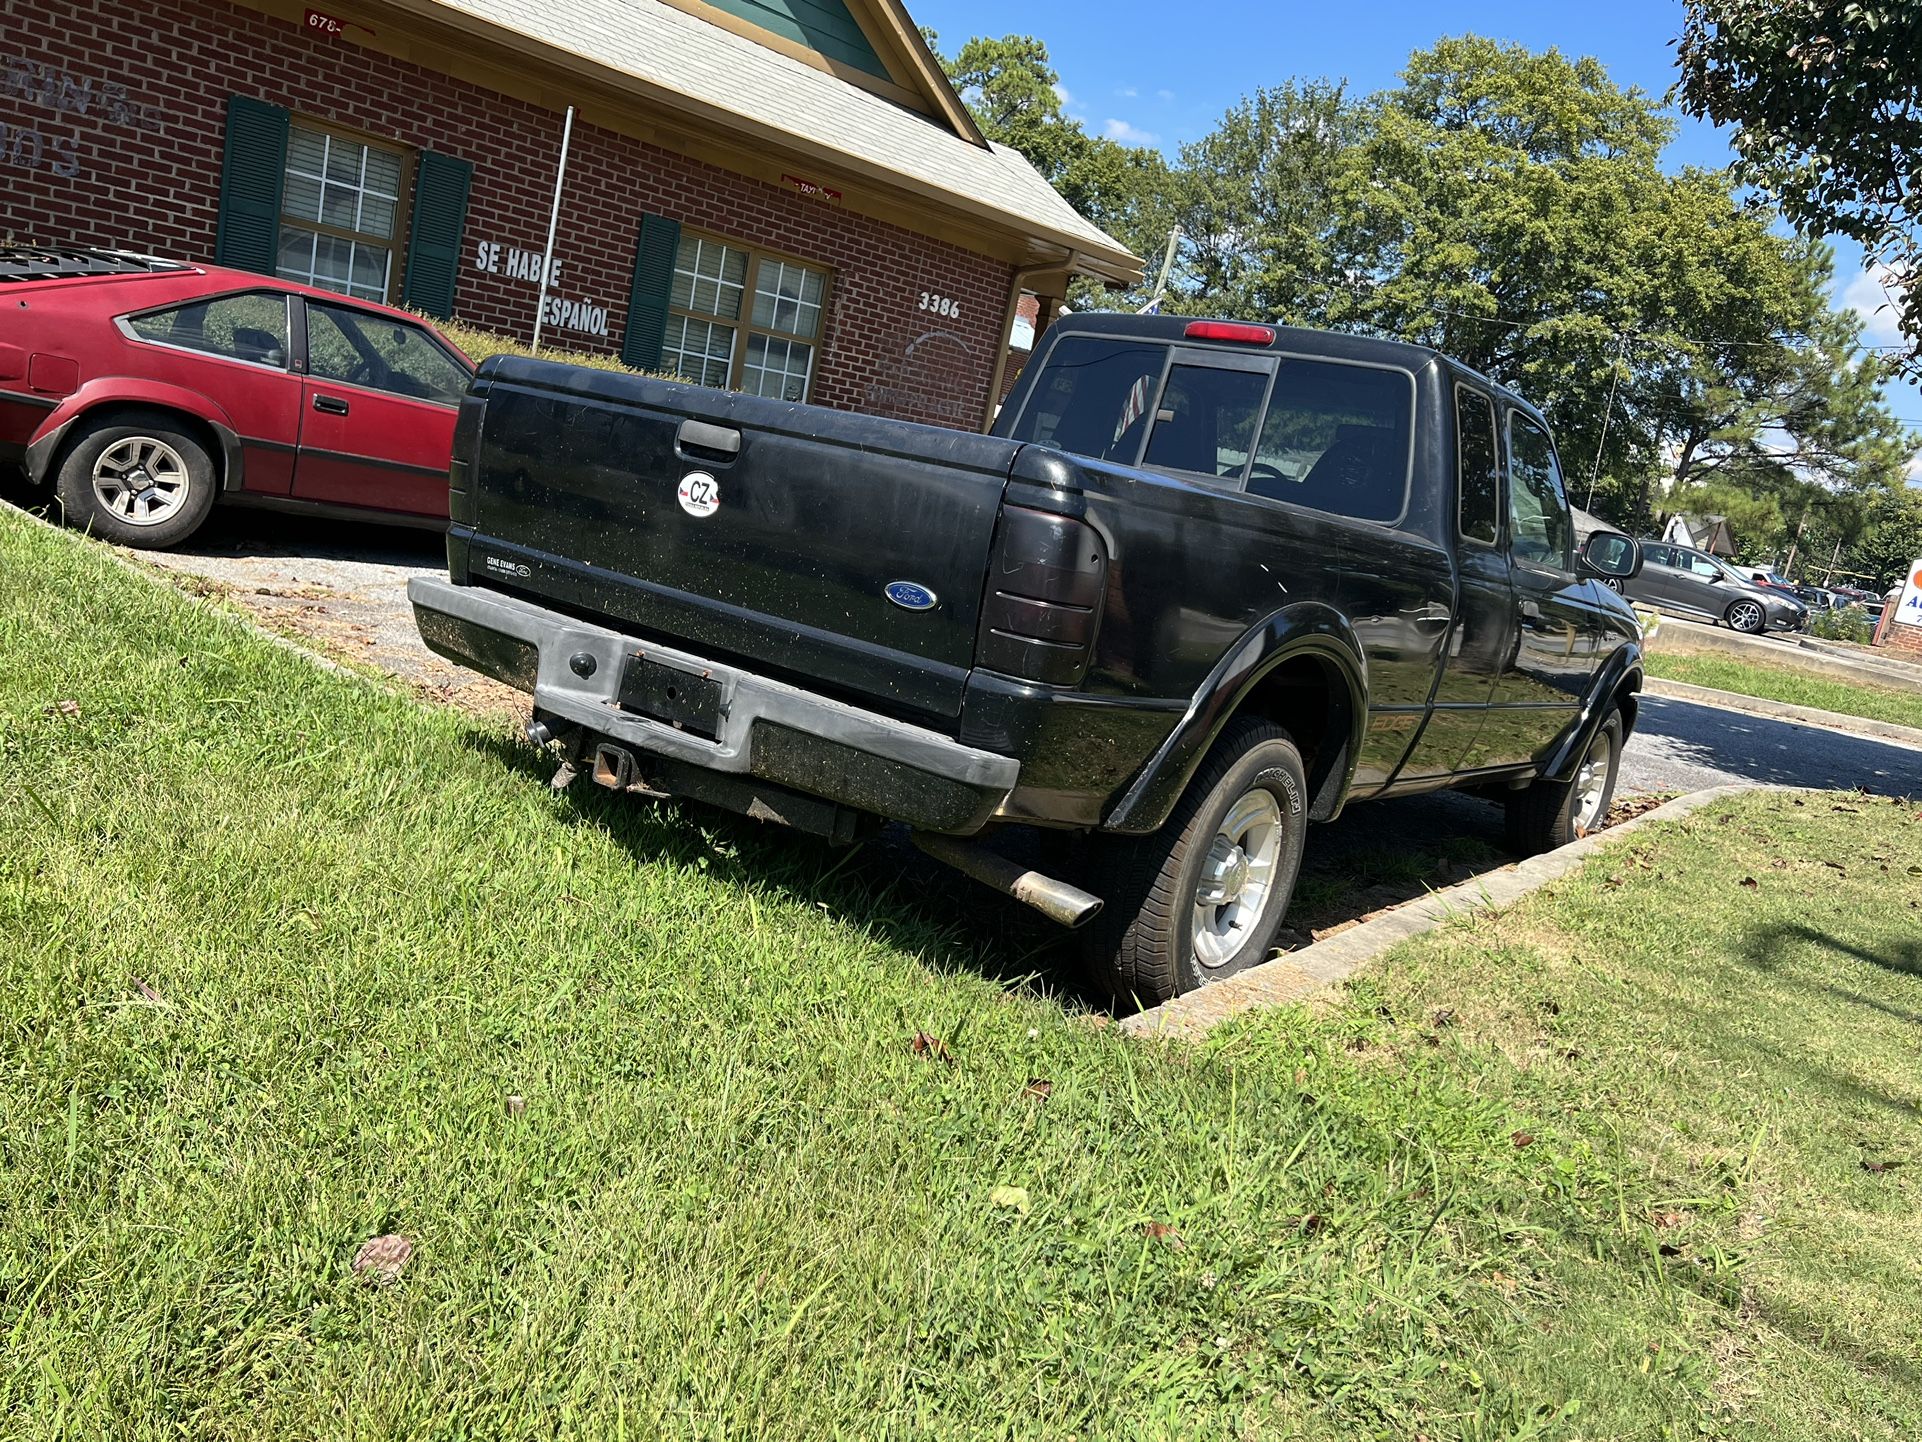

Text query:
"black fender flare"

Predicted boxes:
[[1104, 602, 1369, 834], [1541, 641, 1644, 783]]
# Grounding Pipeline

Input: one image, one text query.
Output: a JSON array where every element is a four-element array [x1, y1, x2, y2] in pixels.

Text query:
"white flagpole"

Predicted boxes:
[[531, 105, 576, 351]]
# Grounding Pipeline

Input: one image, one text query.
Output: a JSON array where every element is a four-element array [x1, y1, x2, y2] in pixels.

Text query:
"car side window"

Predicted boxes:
[[1455, 385, 1500, 544], [1643, 544, 1674, 568], [1684, 552, 1721, 578], [1504, 413, 1573, 571], [1142, 364, 1268, 484], [126, 292, 289, 367], [305, 302, 468, 405]]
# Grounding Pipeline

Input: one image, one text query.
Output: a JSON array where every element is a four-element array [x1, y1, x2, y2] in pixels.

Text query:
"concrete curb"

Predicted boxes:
[[1643, 678, 1922, 748], [1120, 784, 1772, 1041]]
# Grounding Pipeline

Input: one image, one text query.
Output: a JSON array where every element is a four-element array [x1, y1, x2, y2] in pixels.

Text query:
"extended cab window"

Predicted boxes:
[[1505, 413, 1573, 570], [1455, 386, 1500, 543], [1249, 358, 1412, 522], [1004, 335, 1168, 463], [126, 292, 289, 367], [1142, 365, 1268, 481], [305, 302, 468, 404]]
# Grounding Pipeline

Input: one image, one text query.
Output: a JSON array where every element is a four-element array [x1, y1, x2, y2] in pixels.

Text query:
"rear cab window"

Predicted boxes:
[[1006, 334, 1415, 524]]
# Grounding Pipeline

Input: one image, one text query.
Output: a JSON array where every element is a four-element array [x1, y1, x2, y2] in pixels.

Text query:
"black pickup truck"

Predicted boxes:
[[410, 314, 1645, 1002]]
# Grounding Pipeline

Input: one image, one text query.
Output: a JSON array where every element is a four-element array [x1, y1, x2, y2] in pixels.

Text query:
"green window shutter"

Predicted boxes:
[[622, 214, 682, 372], [401, 151, 474, 319], [215, 96, 289, 275]]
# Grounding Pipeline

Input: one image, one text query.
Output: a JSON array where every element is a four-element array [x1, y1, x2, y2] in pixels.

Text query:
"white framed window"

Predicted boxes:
[[662, 232, 828, 401], [276, 122, 410, 302]]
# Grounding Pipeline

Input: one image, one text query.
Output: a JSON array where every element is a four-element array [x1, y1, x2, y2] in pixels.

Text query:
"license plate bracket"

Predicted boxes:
[[617, 653, 724, 739]]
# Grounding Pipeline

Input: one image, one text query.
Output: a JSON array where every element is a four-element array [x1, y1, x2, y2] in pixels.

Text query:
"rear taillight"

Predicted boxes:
[[976, 505, 1107, 686]]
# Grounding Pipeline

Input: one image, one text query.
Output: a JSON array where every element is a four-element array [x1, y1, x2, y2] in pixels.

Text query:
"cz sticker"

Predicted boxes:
[[678, 472, 721, 518]]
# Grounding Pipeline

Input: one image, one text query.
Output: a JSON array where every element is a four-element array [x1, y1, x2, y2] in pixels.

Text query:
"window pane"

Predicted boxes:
[[362, 147, 402, 197], [359, 194, 396, 240], [1143, 365, 1267, 481], [283, 173, 323, 224], [1506, 415, 1573, 569], [324, 136, 360, 183], [1456, 388, 1500, 543], [308, 303, 468, 403], [1249, 359, 1412, 522], [286, 125, 327, 177], [742, 333, 813, 401], [127, 293, 288, 366], [320, 181, 357, 229]]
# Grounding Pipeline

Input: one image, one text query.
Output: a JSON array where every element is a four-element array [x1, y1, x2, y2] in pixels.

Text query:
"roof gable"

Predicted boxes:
[[703, 0, 887, 79]]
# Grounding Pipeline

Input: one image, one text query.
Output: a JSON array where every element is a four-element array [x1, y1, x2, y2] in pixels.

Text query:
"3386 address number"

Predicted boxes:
[[918, 292, 962, 320]]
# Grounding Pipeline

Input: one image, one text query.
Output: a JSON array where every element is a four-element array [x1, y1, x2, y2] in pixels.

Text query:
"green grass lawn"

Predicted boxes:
[[4, 508, 1920, 1440], [1645, 652, 1922, 731]]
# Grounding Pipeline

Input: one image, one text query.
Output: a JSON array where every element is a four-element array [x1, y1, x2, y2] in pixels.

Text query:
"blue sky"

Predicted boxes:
[[914, 0, 1922, 475]]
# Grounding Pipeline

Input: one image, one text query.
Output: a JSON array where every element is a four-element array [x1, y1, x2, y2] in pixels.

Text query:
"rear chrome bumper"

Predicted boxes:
[[408, 576, 1020, 833]]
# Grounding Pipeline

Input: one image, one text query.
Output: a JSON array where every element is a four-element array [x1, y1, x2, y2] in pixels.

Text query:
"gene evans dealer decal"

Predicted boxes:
[[678, 472, 721, 518]]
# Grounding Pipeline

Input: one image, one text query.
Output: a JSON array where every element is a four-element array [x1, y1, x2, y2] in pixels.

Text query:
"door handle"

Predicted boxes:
[[313, 394, 350, 416], [676, 418, 741, 461]]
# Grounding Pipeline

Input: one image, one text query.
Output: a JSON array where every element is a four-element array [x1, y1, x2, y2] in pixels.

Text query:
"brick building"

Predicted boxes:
[[0, 0, 1138, 430]]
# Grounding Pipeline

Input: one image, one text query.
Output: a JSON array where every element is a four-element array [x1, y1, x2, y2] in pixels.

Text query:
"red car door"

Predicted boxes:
[[293, 298, 466, 518]]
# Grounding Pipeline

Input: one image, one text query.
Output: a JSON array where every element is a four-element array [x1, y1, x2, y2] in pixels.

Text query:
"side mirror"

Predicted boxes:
[[1579, 531, 1641, 581]]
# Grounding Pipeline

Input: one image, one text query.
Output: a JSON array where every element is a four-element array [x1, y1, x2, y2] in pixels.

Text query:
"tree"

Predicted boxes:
[[1855, 483, 1922, 591], [1154, 82, 1360, 321], [1676, 2, 1922, 379], [926, 33, 1173, 305], [1317, 37, 1908, 529]]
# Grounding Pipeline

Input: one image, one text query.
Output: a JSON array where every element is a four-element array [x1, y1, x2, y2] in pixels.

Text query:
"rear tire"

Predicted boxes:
[[1724, 598, 1766, 634], [1504, 709, 1623, 855], [54, 411, 217, 550], [1081, 718, 1307, 1007]]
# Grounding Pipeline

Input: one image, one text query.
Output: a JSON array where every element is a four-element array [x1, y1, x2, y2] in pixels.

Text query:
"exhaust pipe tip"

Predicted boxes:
[[912, 832, 1105, 929]]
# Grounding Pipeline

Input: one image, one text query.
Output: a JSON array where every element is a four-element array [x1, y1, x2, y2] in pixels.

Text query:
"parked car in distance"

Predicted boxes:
[[0, 247, 474, 549], [413, 313, 1648, 1004], [1625, 541, 1807, 633], [1745, 566, 1824, 606]]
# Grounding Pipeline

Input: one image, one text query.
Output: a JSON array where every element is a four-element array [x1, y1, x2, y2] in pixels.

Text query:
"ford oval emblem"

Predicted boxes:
[[885, 580, 938, 612]]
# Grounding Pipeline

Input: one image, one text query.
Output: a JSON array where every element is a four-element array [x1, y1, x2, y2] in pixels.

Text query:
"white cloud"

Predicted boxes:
[[1117, 86, 1138, 99], [1908, 449, 1922, 488], [1841, 262, 1909, 347], [1157, 88, 1177, 102], [1103, 117, 1160, 146]]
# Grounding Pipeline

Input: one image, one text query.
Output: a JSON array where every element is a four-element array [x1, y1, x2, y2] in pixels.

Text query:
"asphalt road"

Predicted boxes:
[[1621, 693, 1922, 798]]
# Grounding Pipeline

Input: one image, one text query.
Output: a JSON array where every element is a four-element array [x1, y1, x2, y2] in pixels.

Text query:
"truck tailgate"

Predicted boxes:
[[454, 358, 1022, 718]]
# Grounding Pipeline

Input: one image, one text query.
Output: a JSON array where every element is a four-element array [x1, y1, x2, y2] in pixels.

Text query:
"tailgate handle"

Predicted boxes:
[[677, 419, 742, 460]]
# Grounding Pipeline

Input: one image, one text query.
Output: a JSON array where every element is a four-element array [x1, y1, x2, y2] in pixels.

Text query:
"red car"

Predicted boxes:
[[0, 247, 474, 549]]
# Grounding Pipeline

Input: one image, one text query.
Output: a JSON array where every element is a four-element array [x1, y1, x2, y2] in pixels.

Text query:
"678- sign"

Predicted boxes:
[[304, 8, 345, 36]]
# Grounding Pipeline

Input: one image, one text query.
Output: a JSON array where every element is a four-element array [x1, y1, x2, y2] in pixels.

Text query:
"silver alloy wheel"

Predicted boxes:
[[91, 436, 190, 526], [1192, 786, 1285, 970], [1727, 600, 1765, 633], [1572, 726, 1615, 836]]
